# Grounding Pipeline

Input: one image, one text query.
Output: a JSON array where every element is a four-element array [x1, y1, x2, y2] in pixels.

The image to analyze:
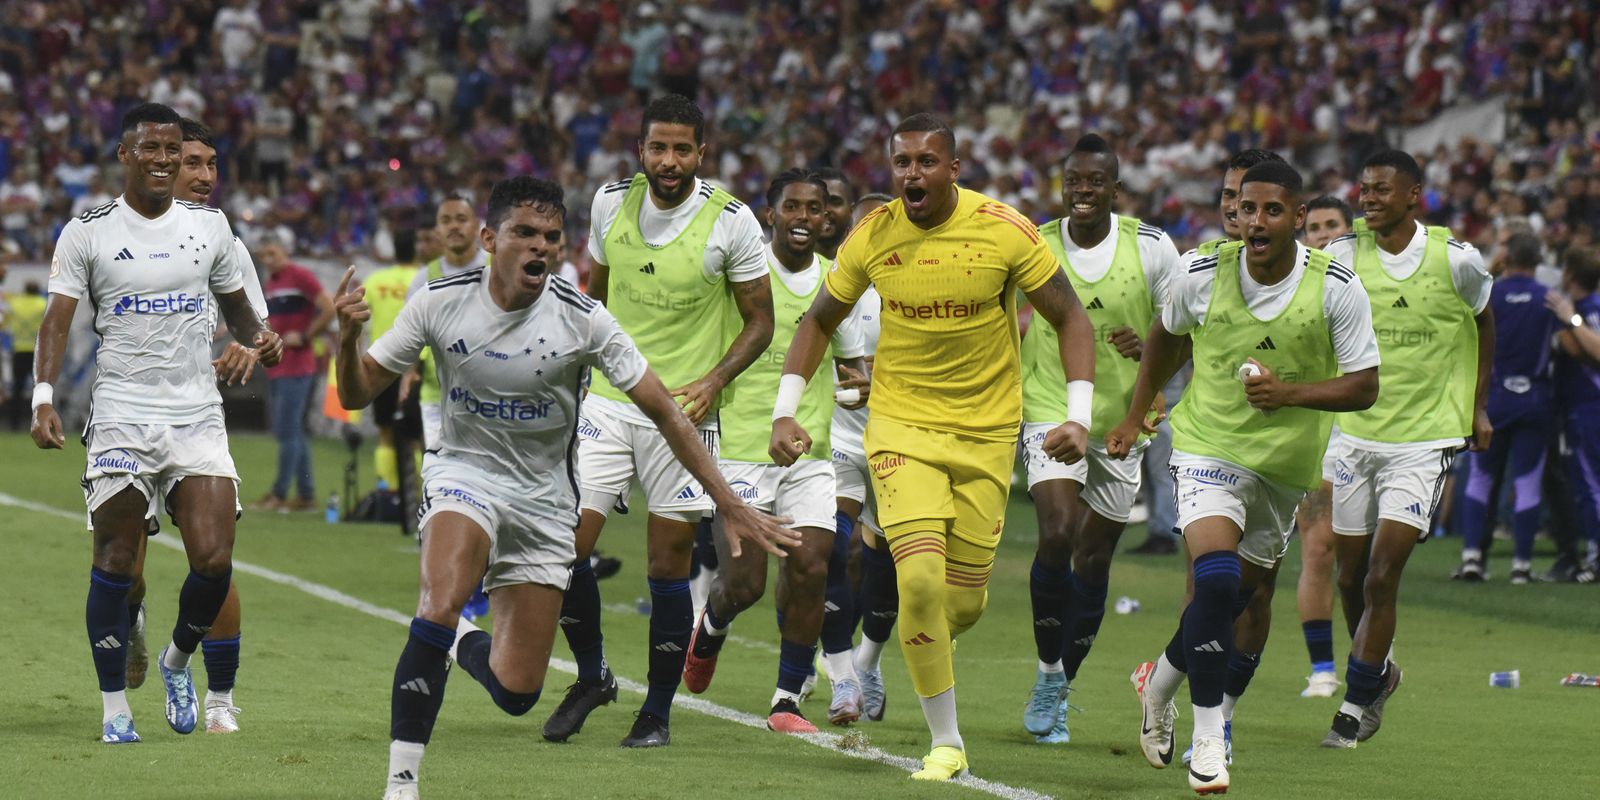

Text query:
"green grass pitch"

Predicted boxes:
[[1, 430, 1595, 799]]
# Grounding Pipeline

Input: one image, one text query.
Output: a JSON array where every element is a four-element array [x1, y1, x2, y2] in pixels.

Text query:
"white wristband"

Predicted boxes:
[[772, 373, 807, 420], [1066, 380, 1093, 430], [32, 382, 54, 409]]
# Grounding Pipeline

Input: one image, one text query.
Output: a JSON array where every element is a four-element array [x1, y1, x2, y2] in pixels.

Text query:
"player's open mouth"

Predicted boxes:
[[786, 226, 813, 246], [150, 169, 172, 179], [904, 187, 927, 208], [658, 175, 682, 191], [1072, 201, 1097, 214], [522, 260, 547, 280], [1247, 236, 1271, 253]]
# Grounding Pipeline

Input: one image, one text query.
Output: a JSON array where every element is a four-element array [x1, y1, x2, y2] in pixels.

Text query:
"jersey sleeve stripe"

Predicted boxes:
[[975, 207, 1040, 244], [834, 206, 889, 257], [550, 289, 597, 313], [981, 204, 1043, 236], [1328, 233, 1356, 247], [1447, 239, 1467, 250], [78, 201, 117, 223], [427, 269, 484, 290], [603, 182, 631, 194], [1187, 255, 1220, 273], [548, 280, 597, 310]]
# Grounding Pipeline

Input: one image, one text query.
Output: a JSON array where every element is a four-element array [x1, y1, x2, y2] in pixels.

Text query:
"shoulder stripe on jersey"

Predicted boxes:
[[548, 279, 597, 309], [550, 285, 597, 313], [983, 204, 1040, 236], [1447, 239, 1468, 250], [1137, 222, 1162, 234], [176, 199, 220, 214], [835, 205, 890, 256], [427, 268, 484, 290], [78, 201, 117, 223], [1328, 233, 1356, 247], [1326, 264, 1354, 284], [975, 206, 1040, 245], [603, 182, 631, 194], [1188, 255, 1220, 273], [1137, 229, 1162, 240]]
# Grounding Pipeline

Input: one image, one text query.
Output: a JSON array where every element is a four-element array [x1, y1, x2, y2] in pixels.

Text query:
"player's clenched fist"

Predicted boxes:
[[1042, 420, 1088, 464], [768, 416, 812, 467], [333, 265, 370, 340]]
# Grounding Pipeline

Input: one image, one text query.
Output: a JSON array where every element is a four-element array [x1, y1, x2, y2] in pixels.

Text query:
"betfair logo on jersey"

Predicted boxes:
[[112, 292, 206, 316], [1375, 327, 1436, 346], [883, 297, 985, 319], [448, 387, 554, 421], [615, 281, 704, 311]]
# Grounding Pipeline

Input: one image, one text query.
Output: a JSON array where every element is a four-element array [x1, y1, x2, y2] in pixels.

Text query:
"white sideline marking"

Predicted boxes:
[[3, 492, 1051, 800]]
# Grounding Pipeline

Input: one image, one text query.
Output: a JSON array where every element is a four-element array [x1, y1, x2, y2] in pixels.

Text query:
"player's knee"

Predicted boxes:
[[186, 547, 233, 578], [1035, 512, 1074, 564], [487, 669, 542, 716], [897, 565, 942, 608], [945, 586, 988, 632], [721, 572, 765, 612], [1362, 564, 1402, 607], [1073, 544, 1115, 584]]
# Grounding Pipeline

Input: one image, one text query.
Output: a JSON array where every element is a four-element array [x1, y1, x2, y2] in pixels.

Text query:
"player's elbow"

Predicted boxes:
[[1348, 368, 1379, 411]]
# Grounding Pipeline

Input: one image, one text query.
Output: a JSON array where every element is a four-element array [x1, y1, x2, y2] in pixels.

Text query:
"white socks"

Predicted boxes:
[[1339, 700, 1365, 721], [1148, 653, 1186, 705], [824, 649, 858, 683], [388, 740, 425, 786], [1221, 693, 1239, 722], [206, 689, 234, 709], [919, 687, 963, 750], [1039, 659, 1064, 675], [162, 643, 192, 670], [1193, 704, 1225, 741], [102, 690, 131, 723], [854, 638, 885, 673]]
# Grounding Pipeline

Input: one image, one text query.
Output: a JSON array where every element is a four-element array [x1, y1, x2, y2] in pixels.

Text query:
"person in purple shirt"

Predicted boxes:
[[1455, 234, 1558, 584], [1546, 246, 1600, 583]]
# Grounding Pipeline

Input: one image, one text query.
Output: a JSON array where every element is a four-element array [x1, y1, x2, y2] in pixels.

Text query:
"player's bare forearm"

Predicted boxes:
[[702, 275, 775, 390], [335, 338, 400, 410], [587, 261, 609, 304], [782, 285, 855, 386], [1473, 308, 1494, 413], [32, 294, 78, 388], [1025, 269, 1096, 383], [216, 289, 267, 345], [1122, 320, 1188, 427], [1281, 367, 1379, 412], [628, 369, 741, 508]]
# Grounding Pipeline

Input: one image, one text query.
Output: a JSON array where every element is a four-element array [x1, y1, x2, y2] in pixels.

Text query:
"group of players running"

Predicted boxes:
[[30, 93, 1503, 798]]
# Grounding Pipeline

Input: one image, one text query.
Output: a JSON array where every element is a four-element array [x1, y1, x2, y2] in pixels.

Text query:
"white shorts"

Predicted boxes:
[[81, 411, 240, 533], [1170, 453, 1305, 569], [1022, 422, 1146, 523], [420, 402, 442, 450], [418, 457, 575, 591], [830, 446, 881, 533], [1330, 439, 1456, 536], [720, 459, 836, 531], [576, 400, 716, 520], [1320, 425, 1342, 484]]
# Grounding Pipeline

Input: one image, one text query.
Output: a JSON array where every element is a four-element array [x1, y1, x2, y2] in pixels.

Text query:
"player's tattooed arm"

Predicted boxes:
[[1025, 269, 1095, 383], [674, 275, 776, 426], [216, 289, 282, 367], [28, 293, 78, 449]]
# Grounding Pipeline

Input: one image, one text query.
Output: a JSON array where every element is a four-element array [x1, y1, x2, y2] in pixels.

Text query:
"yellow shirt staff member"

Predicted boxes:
[[769, 114, 1096, 782]]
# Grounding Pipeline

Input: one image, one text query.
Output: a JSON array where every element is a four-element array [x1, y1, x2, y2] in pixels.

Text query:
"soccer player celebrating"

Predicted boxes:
[[31, 102, 283, 744], [680, 170, 868, 732], [835, 191, 896, 722], [771, 113, 1096, 781], [1321, 149, 1492, 749], [1108, 162, 1379, 793], [1295, 193, 1354, 699], [332, 177, 796, 800], [544, 94, 774, 749], [1453, 232, 1554, 584], [1020, 133, 1178, 744]]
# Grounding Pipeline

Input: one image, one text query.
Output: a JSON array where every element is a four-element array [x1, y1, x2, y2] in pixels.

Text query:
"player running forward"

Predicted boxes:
[[331, 177, 797, 800], [835, 192, 897, 722], [1453, 233, 1555, 584], [117, 117, 270, 734], [1021, 134, 1178, 744], [1321, 149, 1492, 749], [544, 94, 774, 749], [1108, 161, 1379, 794], [1294, 194, 1353, 699], [772, 113, 1097, 781], [681, 170, 869, 731], [31, 102, 283, 744]]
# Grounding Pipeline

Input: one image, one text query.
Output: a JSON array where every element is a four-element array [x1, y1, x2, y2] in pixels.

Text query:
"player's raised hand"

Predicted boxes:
[[1108, 325, 1144, 361], [719, 500, 800, 558], [253, 329, 283, 367], [333, 265, 369, 341], [1043, 420, 1088, 464], [835, 363, 870, 409], [769, 417, 813, 466], [670, 375, 723, 427], [213, 342, 259, 385], [31, 403, 65, 449]]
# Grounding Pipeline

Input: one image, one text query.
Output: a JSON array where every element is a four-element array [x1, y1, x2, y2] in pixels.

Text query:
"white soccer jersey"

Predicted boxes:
[[1054, 213, 1180, 313], [830, 284, 880, 456], [587, 176, 767, 283], [49, 196, 244, 424], [369, 270, 648, 525]]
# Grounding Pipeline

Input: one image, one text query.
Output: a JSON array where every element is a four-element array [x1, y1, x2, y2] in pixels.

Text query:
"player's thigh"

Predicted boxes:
[[634, 420, 717, 520], [1238, 475, 1304, 571], [416, 467, 499, 619], [1330, 441, 1379, 536], [775, 462, 838, 579], [575, 405, 638, 516], [1371, 447, 1455, 535], [868, 441, 957, 533], [1172, 460, 1251, 556], [947, 434, 1016, 549], [1081, 444, 1145, 524], [711, 462, 780, 593], [487, 581, 565, 691], [83, 421, 166, 540]]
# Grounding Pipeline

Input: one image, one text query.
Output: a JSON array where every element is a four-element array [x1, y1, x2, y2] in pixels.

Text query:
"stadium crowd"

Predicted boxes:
[[0, 0, 1595, 268]]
